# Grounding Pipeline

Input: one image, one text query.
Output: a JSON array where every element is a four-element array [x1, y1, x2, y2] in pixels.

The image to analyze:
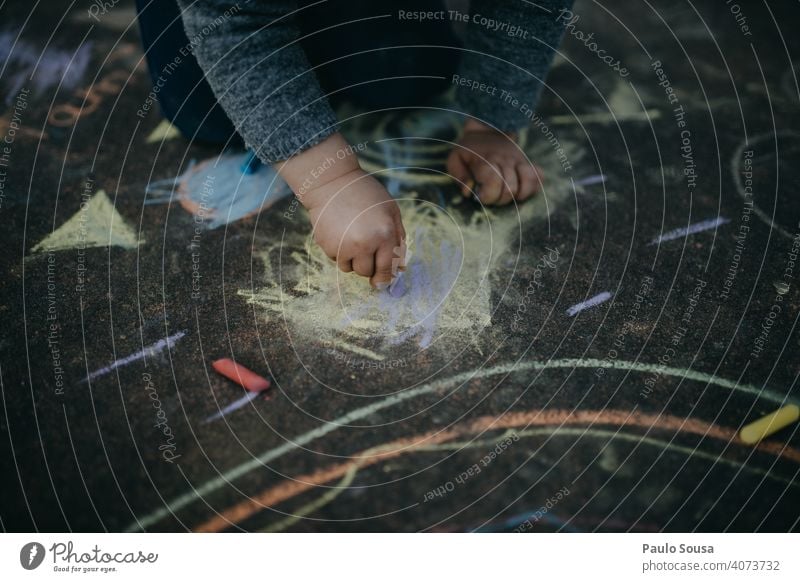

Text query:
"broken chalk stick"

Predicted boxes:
[[739, 404, 800, 445], [212, 358, 271, 392]]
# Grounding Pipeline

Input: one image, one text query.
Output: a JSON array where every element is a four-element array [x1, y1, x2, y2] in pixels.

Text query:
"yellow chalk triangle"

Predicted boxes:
[[31, 189, 143, 254], [146, 119, 182, 143]]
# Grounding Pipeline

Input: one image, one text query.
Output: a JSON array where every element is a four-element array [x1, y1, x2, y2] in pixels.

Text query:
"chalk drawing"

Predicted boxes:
[[203, 392, 260, 424], [238, 137, 579, 355], [145, 119, 182, 143], [194, 409, 800, 532], [731, 130, 799, 240], [265, 424, 787, 533], [648, 216, 730, 245], [145, 152, 292, 229], [566, 291, 613, 316], [261, 465, 359, 533], [30, 189, 142, 255], [83, 331, 187, 383], [125, 358, 794, 531], [47, 43, 142, 127], [0, 32, 92, 104]]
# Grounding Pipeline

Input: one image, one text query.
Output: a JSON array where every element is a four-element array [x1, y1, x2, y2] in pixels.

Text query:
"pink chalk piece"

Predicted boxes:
[[212, 358, 271, 392]]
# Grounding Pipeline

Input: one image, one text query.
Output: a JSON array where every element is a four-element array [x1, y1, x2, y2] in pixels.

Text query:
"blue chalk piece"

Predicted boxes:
[[240, 150, 262, 175]]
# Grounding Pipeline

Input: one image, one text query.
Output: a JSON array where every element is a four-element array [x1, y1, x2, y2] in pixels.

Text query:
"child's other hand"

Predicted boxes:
[[304, 168, 406, 288], [447, 119, 543, 205]]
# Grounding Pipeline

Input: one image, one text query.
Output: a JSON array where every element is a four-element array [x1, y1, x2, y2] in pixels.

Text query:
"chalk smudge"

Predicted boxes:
[[648, 216, 730, 245], [566, 291, 612, 316], [203, 391, 260, 423], [30, 189, 142, 255], [0, 31, 92, 104], [83, 331, 187, 383], [145, 152, 292, 229]]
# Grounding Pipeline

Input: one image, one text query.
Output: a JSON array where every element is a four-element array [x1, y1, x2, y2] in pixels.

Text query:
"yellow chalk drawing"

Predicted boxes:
[[31, 189, 142, 254], [238, 133, 578, 355], [146, 119, 182, 143]]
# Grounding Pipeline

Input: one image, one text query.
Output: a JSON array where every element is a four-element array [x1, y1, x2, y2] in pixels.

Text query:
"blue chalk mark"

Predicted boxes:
[[144, 153, 292, 229], [203, 391, 260, 423], [82, 331, 187, 383], [649, 216, 730, 245], [472, 510, 581, 533]]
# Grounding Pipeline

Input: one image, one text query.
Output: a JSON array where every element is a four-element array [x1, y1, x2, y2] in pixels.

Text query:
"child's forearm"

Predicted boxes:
[[274, 132, 361, 208]]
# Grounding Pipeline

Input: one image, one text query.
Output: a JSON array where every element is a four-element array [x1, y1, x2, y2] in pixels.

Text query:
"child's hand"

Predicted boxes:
[[304, 169, 406, 288], [276, 133, 406, 288], [447, 119, 543, 205]]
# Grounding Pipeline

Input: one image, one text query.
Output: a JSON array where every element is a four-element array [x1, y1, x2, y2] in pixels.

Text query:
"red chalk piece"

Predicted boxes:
[[212, 358, 270, 392]]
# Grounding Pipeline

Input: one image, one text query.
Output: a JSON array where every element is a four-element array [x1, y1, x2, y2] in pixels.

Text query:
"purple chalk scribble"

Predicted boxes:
[[203, 391, 260, 423], [575, 174, 607, 186], [649, 217, 730, 245], [383, 230, 462, 349], [566, 292, 613, 317], [0, 32, 92, 104], [82, 331, 187, 382]]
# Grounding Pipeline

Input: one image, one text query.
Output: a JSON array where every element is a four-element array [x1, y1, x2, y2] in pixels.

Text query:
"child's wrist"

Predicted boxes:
[[274, 133, 362, 207], [301, 167, 364, 210]]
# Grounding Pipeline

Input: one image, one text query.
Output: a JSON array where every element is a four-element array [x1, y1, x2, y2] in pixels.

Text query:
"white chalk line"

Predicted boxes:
[[730, 130, 799, 240], [566, 292, 613, 316], [649, 217, 730, 245], [126, 357, 794, 531]]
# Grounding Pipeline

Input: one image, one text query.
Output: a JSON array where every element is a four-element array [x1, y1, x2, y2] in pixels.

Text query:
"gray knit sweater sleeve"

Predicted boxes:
[[455, 0, 572, 132], [176, 0, 338, 163]]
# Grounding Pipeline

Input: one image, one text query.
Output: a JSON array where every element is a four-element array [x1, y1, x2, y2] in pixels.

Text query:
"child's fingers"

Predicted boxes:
[[370, 244, 397, 289], [447, 152, 472, 195], [337, 256, 354, 272], [353, 254, 376, 278], [472, 160, 504, 204], [500, 163, 519, 203], [516, 163, 537, 200], [516, 163, 542, 200]]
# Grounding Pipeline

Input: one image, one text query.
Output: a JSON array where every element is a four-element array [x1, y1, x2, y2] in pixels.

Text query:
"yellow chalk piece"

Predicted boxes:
[[739, 405, 800, 445]]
